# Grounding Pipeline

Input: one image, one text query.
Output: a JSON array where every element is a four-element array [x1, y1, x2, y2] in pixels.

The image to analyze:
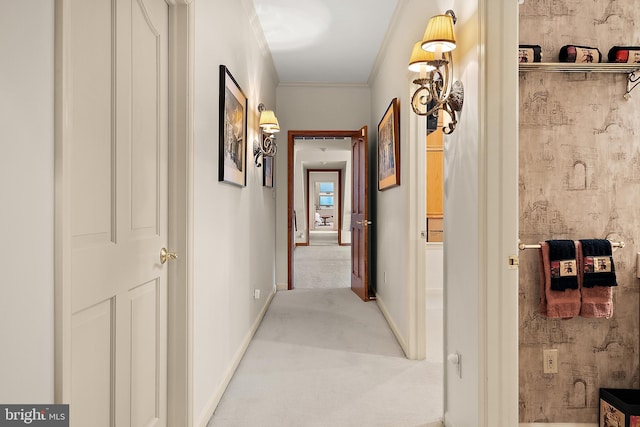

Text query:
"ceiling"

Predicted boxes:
[[252, 1, 399, 169], [295, 137, 351, 171], [252, 0, 399, 85]]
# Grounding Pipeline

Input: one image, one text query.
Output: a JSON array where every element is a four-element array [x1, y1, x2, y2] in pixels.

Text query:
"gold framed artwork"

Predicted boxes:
[[378, 97, 400, 191]]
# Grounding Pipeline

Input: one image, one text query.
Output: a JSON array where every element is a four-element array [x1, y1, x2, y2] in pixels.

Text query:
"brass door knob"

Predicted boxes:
[[160, 248, 178, 264]]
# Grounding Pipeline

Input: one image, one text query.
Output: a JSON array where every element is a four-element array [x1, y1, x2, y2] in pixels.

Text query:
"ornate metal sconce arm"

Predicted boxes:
[[253, 134, 277, 167], [412, 77, 464, 134]]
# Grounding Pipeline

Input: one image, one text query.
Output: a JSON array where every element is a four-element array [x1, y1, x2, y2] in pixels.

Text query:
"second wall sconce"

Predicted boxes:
[[254, 103, 279, 167], [408, 9, 464, 134]]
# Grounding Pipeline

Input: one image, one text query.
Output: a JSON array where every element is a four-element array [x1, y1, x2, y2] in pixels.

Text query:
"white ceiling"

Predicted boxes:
[[295, 137, 351, 170], [252, 0, 399, 84]]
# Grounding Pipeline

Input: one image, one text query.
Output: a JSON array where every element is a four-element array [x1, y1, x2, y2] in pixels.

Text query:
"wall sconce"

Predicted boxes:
[[254, 103, 279, 167], [408, 9, 464, 134]]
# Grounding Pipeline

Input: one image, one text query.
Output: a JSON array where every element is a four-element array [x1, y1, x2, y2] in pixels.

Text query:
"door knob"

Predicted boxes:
[[160, 248, 178, 264], [356, 220, 373, 226]]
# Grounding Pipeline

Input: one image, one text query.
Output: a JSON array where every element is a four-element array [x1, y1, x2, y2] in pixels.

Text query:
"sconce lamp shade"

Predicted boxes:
[[408, 41, 437, 72], [268, 119, 280, 133], [259, 110, 277, 127], [259, 110, 280, 133], [421, 14, 456, 52]]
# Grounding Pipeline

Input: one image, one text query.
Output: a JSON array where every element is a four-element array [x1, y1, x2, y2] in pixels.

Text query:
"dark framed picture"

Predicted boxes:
[[263, 152, 274, 188], [378, 97, 400, 191], [219, 65, 247, 186]]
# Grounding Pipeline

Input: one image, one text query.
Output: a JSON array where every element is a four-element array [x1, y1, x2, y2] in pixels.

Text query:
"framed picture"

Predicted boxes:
[[219, 65, 247, 186], [378, 97, 400, 191], [263, 152, 274, 188]]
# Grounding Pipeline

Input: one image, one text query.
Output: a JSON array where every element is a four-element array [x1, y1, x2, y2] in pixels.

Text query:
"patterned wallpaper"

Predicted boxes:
[[519, 0, 640, 423]]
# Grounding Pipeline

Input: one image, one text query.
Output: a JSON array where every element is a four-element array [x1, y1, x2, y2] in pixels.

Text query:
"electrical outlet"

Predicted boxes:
[[253, 289, 261, 300], [543, 349, 558, 374]]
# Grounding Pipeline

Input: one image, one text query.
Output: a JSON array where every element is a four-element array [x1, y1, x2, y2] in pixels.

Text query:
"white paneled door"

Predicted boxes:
[[57, 0, 169, 425]]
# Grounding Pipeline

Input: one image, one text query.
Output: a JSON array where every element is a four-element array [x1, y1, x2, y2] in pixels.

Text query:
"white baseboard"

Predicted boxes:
[[375, 294, 409, 357], [276, 282, 288, 291], [196, 287, 276, 427]]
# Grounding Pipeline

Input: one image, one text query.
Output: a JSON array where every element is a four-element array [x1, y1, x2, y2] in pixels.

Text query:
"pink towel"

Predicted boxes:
[[576, 241, 613, 319], [538, 241, 581, 319]]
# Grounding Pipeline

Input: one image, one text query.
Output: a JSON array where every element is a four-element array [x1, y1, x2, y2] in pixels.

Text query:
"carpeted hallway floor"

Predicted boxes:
[[294, 232, 350, 289], [207, 237, 443, 427]]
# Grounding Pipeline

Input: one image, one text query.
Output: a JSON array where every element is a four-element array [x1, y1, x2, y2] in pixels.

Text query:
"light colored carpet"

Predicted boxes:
[[294, 243, 350, 289], [309, 230, 338, 246], [207, 288, 443, 427]]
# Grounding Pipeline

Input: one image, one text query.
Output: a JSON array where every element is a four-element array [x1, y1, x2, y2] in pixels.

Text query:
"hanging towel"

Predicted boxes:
[[538, 241, 581, 319], [546, 239, 579, 291], [577, 240, 615, 319], [579, 239, 618, 288]]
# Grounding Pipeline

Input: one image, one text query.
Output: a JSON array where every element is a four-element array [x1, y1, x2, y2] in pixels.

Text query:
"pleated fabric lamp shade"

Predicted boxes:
[[421, 14, 456, 53], [259, 110, 280, 133], [408, 41, 437, 72]]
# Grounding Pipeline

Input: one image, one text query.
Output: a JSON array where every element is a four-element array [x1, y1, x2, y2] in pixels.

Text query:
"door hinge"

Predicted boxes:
[[508, 255, 519, 269]]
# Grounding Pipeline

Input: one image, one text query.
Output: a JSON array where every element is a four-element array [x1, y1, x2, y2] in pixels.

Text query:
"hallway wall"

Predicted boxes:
[[368, 0, 428, 358], [518, 1, 640, 423], [0, 1, 55, 404], [369, 0, 486, 424], [193, 0, 279, 423]]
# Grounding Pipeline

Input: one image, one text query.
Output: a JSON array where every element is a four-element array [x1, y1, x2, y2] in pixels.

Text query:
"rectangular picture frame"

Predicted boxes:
[[378, 97, 400, 191], [219, 65, 247, 187]]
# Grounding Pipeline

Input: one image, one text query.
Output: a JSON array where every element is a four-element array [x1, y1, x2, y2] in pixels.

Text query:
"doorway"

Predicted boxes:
[[307, 170, 342, 246], [288, 131, 353, 289]]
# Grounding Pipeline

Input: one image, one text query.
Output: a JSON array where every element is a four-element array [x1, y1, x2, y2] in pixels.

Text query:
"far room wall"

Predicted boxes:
[[309, 171, 339, 232], [293, 148, 351, 245]]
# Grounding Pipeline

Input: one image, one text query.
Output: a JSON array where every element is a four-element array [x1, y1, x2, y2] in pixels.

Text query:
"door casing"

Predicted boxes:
[[287, 130, 362, 290], [306, 169, 343, 245]]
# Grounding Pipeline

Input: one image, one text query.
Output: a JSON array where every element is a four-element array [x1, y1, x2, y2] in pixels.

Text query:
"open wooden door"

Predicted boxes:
[[351, 126, 372, 301]]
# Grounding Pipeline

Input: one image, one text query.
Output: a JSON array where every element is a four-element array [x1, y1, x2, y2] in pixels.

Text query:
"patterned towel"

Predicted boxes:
[[538, 241, 581, 319], [579, 239, 617, 288], [577, 239, 615, 319], [546, 240, 579, 291]]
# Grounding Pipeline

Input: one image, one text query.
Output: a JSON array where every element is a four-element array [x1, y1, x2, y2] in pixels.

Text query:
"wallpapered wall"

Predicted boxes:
[[519, 0, 640, 423]]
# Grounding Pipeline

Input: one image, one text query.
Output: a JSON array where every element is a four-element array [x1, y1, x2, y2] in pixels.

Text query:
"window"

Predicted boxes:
[[318, 182, 334, 208], [319, 182, 334, 193], [319, 195, 334, 207]]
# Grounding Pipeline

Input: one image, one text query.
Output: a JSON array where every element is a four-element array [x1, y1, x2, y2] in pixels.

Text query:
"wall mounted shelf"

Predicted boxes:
[[519, 62, 640, 99]]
